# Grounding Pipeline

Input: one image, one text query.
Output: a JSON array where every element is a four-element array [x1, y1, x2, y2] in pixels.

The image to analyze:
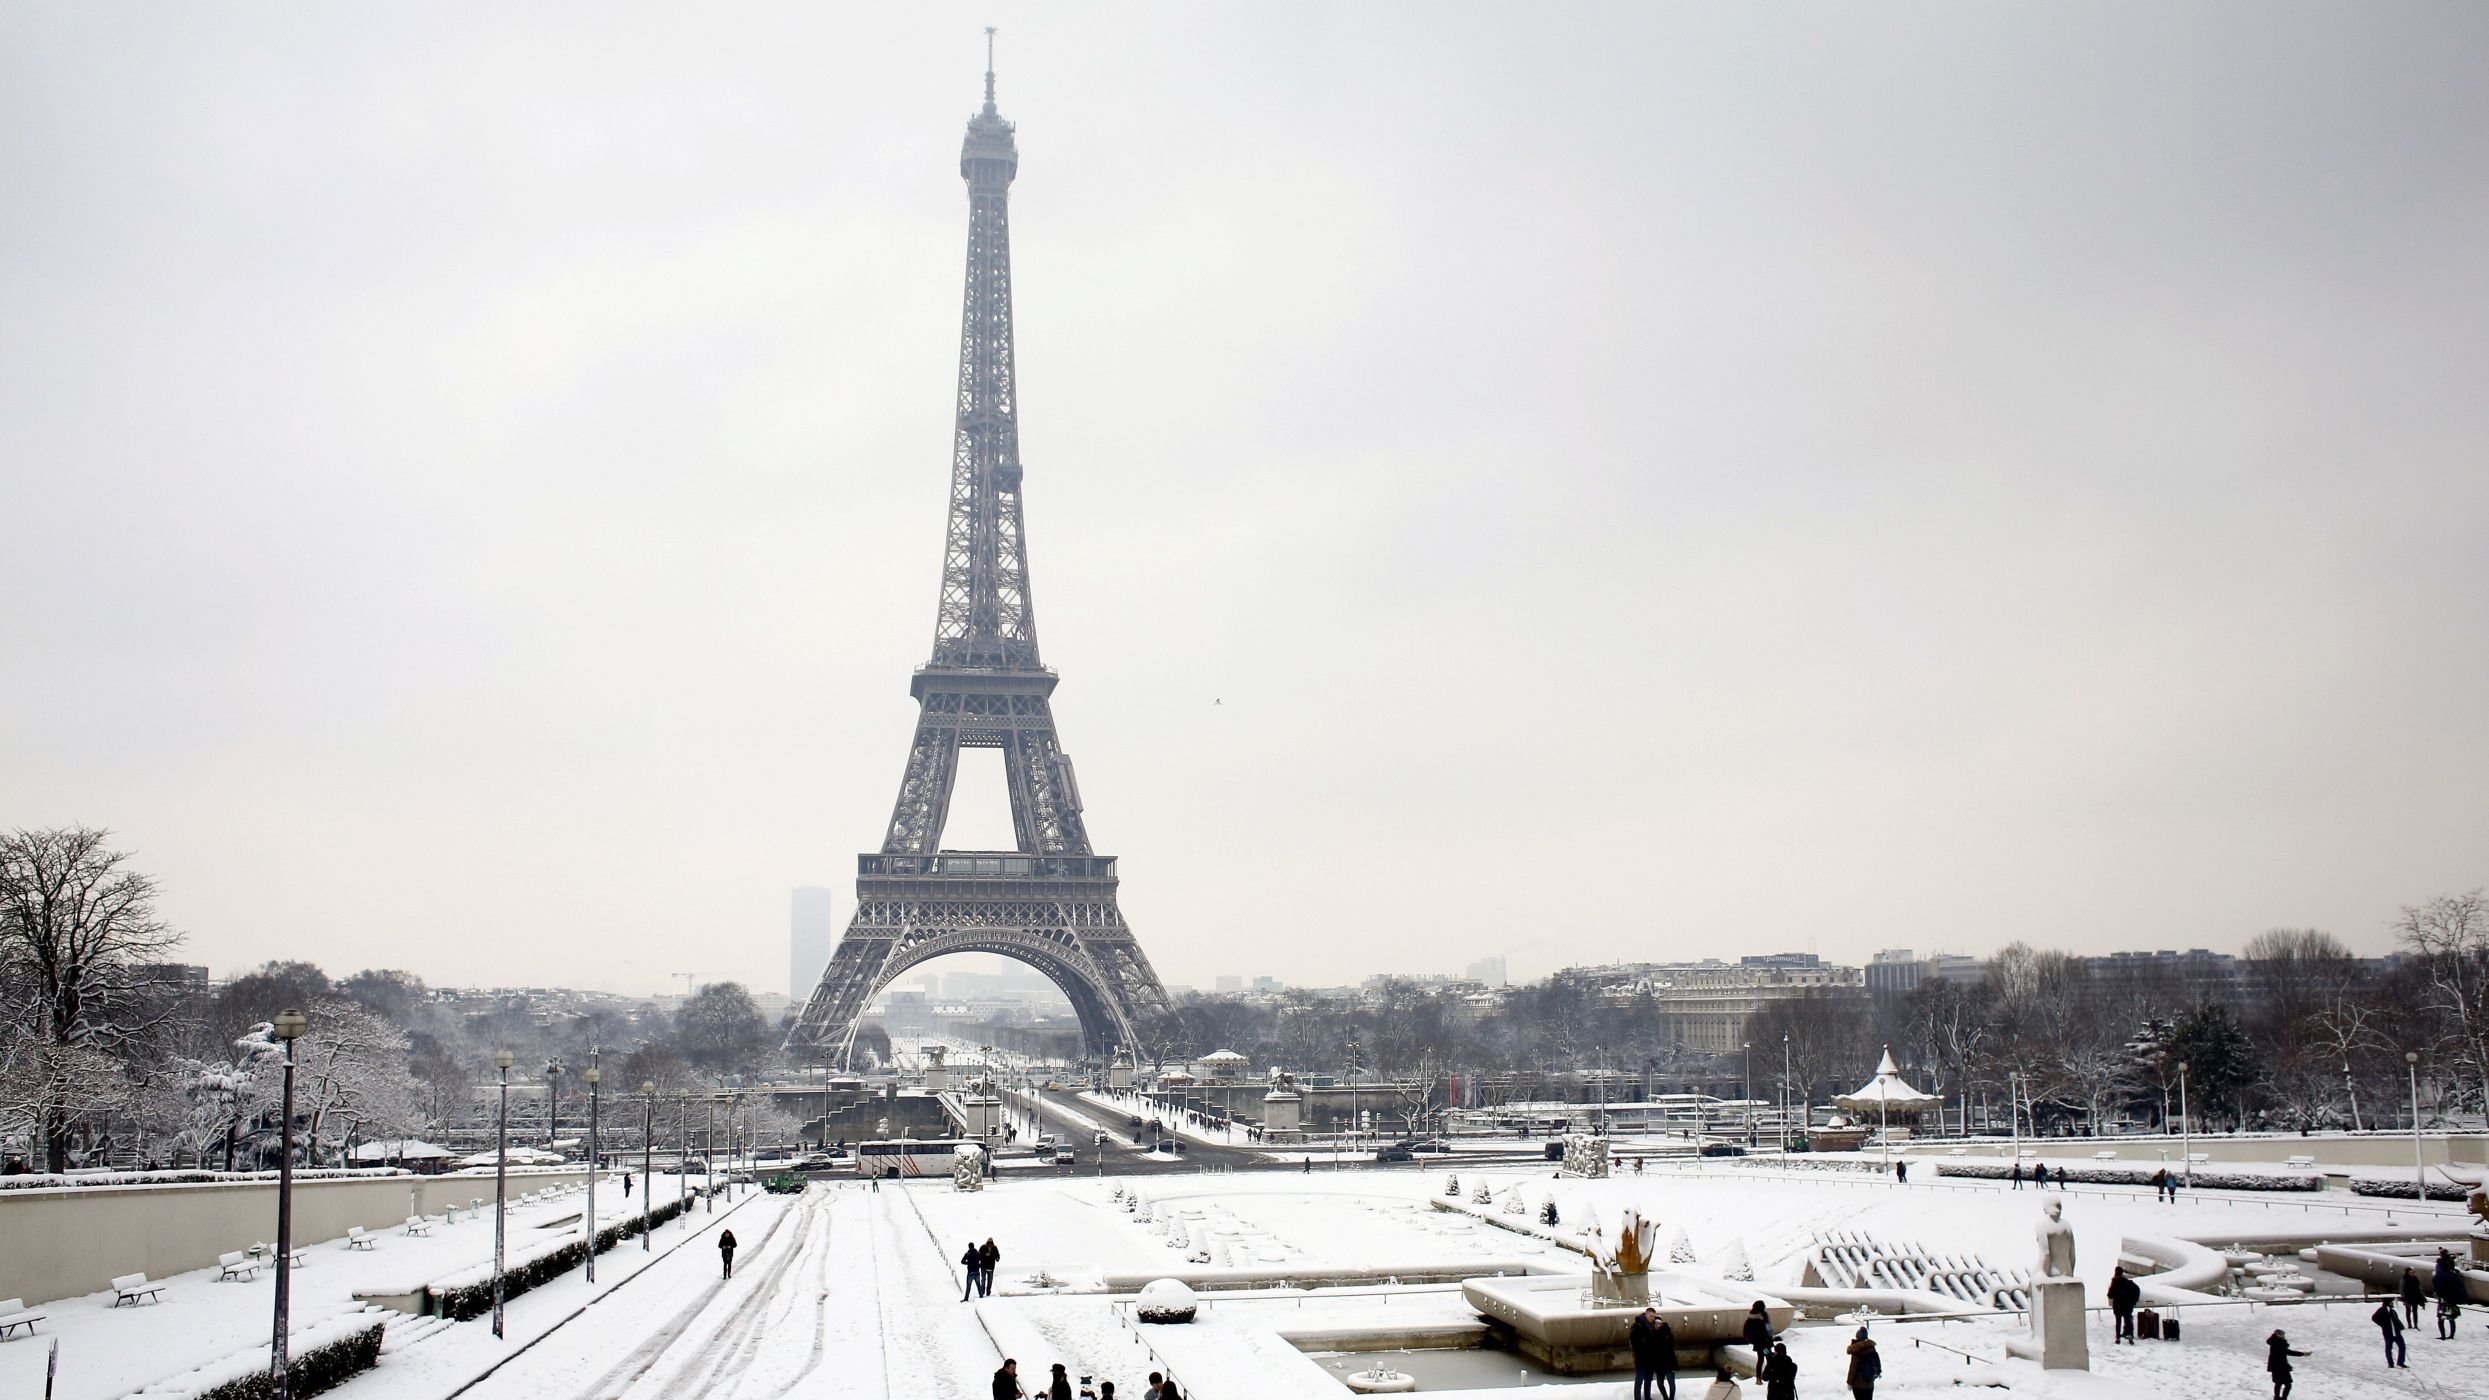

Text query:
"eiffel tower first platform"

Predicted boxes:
[[786, 51, 1173, 1069]]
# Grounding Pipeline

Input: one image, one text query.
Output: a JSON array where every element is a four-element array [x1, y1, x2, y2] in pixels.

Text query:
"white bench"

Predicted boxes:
[[1947, 1146, 1970, 1156], [2187, 1152, 2210, 1164], [251, 1242, 306, 1267], [217, 1251, 261, 1282], [111, 1274, 163, 1306], [2284, 1155, 2316, 1168], [345, 1227, 376, 1251], [2094, 1151, 2118, 1161], [0, 1298, 46, 1339], [404, 1215, 435, 1237]]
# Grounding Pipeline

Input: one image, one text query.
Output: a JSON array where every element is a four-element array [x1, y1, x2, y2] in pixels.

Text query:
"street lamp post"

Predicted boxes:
[[704, 1098, 715, 1212], [2009, 1071, 2021, 1166], [492, 1048, 514, 1339], [545, 1061, 562, 1151], [267, 1009, 307, 1400], [2407, 1051, 2425, 1201], [1780, 1034, 1791, 1153], [641, 1082, 656, 1248], [2177, 1061, 2192, 1187], [582, 1061, 599, 1284], [676, 1094, 689, 1225]]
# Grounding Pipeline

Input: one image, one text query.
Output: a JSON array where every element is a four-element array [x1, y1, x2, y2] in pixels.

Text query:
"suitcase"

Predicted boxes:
[[2136, 1309, 2160, 1340], [2161, 1316, 2181, 1342]]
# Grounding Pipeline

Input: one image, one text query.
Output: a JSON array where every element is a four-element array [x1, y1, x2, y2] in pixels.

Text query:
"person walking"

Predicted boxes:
[[2264, 1330, 2308, 1399], [1629, 1306, 1676, 1400], [622, 1171, 633, 1199], [992, 1359, 1025, 1400], [717, 1227, 738, 1279], [979, 1238, 1001, 1297], [2399, 1266, 2426, 1327], [1844, 1327, 1881, 1399], [1700, 1369, 1741, 1400], [1761, 1342, 1797, 1400], [2373, 1297, 2409, 1368], [961, 1240, 984, 1301], [1044, 1362, 1073, 1400], [2106, 1266, 2141, 1343], [1741, 1301, 1773, 1360], [2010, 1162, 2024, 1190]]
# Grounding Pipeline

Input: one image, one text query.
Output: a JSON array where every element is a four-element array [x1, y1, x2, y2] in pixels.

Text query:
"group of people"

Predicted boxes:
[[2367, 1249, 2473, 1373], [1624, 1300, 1879, 1400], [958, 1236, 1001, 1299], [990, 1360, 1180, 1400]]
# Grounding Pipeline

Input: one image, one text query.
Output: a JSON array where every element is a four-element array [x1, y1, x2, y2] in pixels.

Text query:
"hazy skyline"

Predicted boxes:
[[6, 4, 2485, 997]]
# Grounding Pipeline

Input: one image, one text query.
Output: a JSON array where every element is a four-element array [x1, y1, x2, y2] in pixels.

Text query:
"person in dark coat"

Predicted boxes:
[[979, 1238, 1001, 1297], [622, 1172, 632, 1198], [1843, 1328, 1881, 1399], [2106, 1266, 2141, 1343], [717, 1227, 738, 1279], [962, 1240, 984, 1301], [2433, 1248, 2465, 1337], [1741, 1301, 1773, 1359], [2373, 1298, 2408, 1368], [2264, 1330, 2307, 1399], [992, 1359, 1024, 1400], [1628, 1307, 1676, 1400], [2399, 1266, 2427, 1326], [1760, 1342, 1797, 1400], [2010, 1162, 2024, 1189], [1044, 1362, 1073, 1400]]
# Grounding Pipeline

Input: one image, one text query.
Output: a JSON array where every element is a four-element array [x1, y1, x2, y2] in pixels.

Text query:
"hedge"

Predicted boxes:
[[1935, 1160, 2321, 1192], [193, 1321, 386, 1400], [434, 1189, 710, 1319], [2349, 1178, 2475, 1201], [1, 1167, 406, 1192]]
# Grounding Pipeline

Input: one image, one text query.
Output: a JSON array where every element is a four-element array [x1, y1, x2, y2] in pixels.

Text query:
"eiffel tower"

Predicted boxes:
[[787, 45, 1173, 1068]]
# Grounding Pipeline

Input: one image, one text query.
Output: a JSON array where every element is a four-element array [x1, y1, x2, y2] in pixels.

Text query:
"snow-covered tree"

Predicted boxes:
[[291, 999, 420, 1164], [171, 1022, 285, 1169]]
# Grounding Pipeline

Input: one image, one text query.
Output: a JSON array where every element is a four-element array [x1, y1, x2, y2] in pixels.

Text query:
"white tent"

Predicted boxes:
[[1835, 1047, 1942, 1116]]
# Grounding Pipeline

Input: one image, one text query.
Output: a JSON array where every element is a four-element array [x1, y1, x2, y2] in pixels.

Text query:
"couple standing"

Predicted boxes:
[[961, 1237, 1001, 1299]]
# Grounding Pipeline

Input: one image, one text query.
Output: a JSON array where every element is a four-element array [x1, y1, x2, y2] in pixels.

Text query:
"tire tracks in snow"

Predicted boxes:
[[572, 1188, 815, 1400]]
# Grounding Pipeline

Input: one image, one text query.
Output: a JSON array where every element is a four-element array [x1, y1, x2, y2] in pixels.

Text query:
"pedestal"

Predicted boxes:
[[1261, 1091, 1303, 1139], [2005, 1279, 2090, 1370]]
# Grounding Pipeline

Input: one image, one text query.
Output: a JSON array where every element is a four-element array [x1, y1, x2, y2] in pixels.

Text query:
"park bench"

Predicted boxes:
[[0, 1299, 47, 1339], [250, 1242, 306, 1267], [2284, 1155, 2316, 1168], [2186, 1152, 2209, 1165], [111, 1274, 163, 1306], [1947, 1147, 1969, 1156], [2094, 1151, 2118, 1161], [217, 1251, 261, 1282], [345, 1227, 376, 1250], [404, 1215, 435, 1237]]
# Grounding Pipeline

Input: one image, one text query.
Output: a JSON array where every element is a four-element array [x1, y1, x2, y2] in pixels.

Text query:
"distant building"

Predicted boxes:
[[1215, 975, 1244, 993], [1465, 956, 1508, 987], [1865, 949, 1923, 995], [1251, 975, 1281, 993], [790, 886, 835, 1002]]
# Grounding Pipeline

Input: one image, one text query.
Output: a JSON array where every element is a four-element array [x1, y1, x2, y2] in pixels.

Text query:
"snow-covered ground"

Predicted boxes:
[[9, 1163, 2482, 1400]]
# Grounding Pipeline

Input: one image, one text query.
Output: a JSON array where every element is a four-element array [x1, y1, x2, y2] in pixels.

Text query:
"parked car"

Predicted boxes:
[[1698, 1142, 1746, 1158], [1375, 1145, 1416, 1163]]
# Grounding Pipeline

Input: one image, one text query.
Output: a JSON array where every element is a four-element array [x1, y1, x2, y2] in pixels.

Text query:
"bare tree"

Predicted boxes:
[[2395, 890, 2489, 1114], [0, 828, 185, 1170]]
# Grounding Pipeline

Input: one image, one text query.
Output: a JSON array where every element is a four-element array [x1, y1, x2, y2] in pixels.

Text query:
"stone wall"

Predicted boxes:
[[0, 1167, 600, 1305]]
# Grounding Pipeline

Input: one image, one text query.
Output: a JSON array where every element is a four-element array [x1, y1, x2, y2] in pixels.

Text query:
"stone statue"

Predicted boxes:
[[2035, 1198, 2076, 1278]]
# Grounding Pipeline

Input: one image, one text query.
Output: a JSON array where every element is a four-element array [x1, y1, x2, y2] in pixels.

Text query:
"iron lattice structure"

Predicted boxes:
[[787, 58, 1173, 1067]]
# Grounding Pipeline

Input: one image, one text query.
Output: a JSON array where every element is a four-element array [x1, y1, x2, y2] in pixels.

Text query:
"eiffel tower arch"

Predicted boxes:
[[786, 50, 1173, 1068]]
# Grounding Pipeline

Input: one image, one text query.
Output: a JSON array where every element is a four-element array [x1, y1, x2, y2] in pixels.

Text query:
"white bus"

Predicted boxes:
[[855, 1139, 979, 1179]]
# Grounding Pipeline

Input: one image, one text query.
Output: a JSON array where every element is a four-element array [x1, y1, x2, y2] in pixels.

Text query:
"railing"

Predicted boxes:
[[859, 853, 1116, 879]]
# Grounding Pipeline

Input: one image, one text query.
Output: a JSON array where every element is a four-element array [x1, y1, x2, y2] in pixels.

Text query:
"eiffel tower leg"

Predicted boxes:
[[883, 699, 963, 855]]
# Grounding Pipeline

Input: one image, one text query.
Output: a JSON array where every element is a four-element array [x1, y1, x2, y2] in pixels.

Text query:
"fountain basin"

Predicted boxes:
[[1463, 1273, 1794, 1374]]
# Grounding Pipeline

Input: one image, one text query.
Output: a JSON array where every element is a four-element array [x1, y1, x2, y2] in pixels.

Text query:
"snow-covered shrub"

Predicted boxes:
[[1443, 1173, 1460, 1198], [1136, 1278, 1199, 1323], [1472, 1181, 1492, 1203], [1934, 1161, 2320, 1192], [1502, 1188, 1529, 1216], [1717, 1237, 1753, 1282], [2349, 1176, 2473, 1201], [1668, 1225, 1696, 1264], [1541, 1199, 1560, 1226], [170, 1315, 386, 1400], [431, 1190, 709, 1319], [0, 1167, 408, 1192]]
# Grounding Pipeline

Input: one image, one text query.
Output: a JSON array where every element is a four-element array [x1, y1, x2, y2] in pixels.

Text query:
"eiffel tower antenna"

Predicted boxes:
[[787, 53, 1173, 1071]]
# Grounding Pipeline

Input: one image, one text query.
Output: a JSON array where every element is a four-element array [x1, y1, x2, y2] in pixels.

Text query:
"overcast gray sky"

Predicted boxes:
[[5, 3, 2485, 997]]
